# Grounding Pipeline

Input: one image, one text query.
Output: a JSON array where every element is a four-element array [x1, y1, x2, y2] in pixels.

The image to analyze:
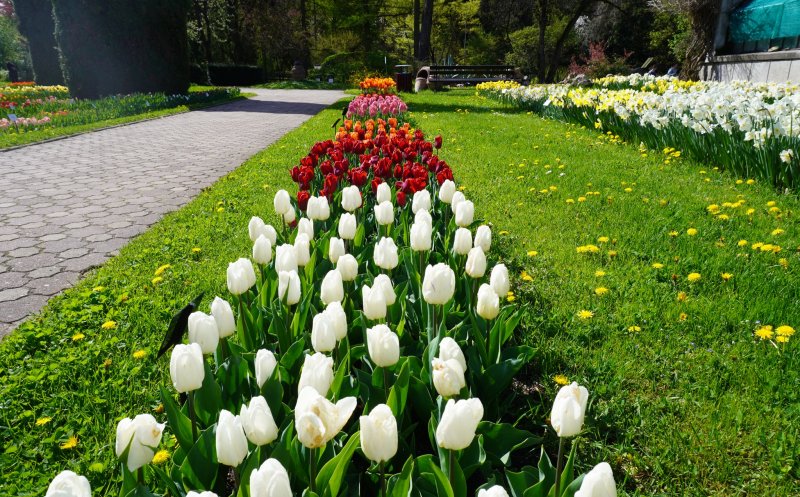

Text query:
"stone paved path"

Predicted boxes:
[[0, 88, 345, 336]]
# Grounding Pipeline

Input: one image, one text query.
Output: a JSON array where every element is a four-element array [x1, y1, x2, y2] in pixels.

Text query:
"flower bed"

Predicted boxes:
[[477, 78, 800, 189], [345, 94, 408, 121]]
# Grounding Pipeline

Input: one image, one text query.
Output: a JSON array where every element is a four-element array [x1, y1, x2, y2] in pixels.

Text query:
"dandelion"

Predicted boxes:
[[217, 207, 225, 213], [687, 273, 701, 282], [755, 325, 774, 340], [101, 320, 116, 330], [154, 264, 171, 277], [746, 208, 755, 215], [627, 325, 641, 332], [566, 198, 575, 204], [132, 349, 147, 360], [776, 335, 790, 343], [737, 239, 748, 247], [624, 187, 633, 193], [607, 250, 618, 258], [717, 214, 730, 221], [578, 197, 587, 202], [36, 416, 52, 426], [554, 374, 569, 385], [102, 358, 112, 368], [686, 228, 698, 236], [152, 276, 163, 285], [153, 404, 165, 414], [60, 436, 78, 450], [152, 450, 170, 465], [721, 273, 733, 281], [766, 201, 776, 207], [577, 310, 594, 320], [771, 228, 785, 236], [72, 333, 85, 341], [679, 313, 688, 322], [594, 287, 609, 296], [776, 325, 795, 337], [752, 242, 764, 250], [677, 291, 687, 302], [779, 258, 789, 269], [746, 179, 755, 185], [595, 270, 606, 277], [597, 236, 609, 243], [769, 206, 780, 214], [669, 231, 679, 237], [507, 291, 516, 302], [527, 250, 538, 257], [520, 271, 534, 282], [192, 247, 202, 254], [576, 245, 600, 254], [499, 230, 509, 236], [652, 263, 664, 269], [92, 286, 105, 292]]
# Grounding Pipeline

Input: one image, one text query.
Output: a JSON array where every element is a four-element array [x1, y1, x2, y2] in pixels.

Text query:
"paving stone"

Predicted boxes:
[[8, 253, 58, 272], [8, 246, 39, 257], [61, 252, 108, 272], [28, 266, 61, 279], [0, 287, 28, 303], [28, 271, 80, 296], [0, 271, 27, 288], [42, 238, 84, 253], [39, 233, 68, 242], [0, 294, 50, 323], [0, 237, 38, 252], [59, 247, 90, 259]]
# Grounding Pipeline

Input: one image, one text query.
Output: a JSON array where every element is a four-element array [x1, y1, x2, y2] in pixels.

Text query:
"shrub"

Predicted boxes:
[[12, 0, 64, 85]]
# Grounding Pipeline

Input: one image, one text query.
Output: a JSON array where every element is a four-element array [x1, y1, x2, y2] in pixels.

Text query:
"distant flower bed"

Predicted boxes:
[[359, 76, 397, 95], [345, 93, 408, 120]]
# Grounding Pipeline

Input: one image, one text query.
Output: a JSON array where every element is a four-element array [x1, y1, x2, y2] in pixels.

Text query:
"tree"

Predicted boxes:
[[12, 0, 63, 84], [649, 0, 721, 79]]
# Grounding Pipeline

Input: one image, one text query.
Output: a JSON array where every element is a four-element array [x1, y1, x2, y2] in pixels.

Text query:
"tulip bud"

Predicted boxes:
[[338, 213, 357, 240], [373, 274, 396, 305], [450, 191, 466, 214], [374, 200, 394, 226], [455, 200, 475, 227], [575, 462, 617, 497], [474, 225, 491, 252], [423, 263, 456, 305], [550, 382, 589, 437], [298, 352, 334, 395], [187, 492, 219, 497], [297, 217, 314, 240], [216, 410, 249, 467], [412, 190, 431, 214], [376, 182, 391, 204], [253, 234, 273, 265], [248, 216, 267, 242], [341, 185, 363, 212], [435, 398, 483, 450], [465, 246, 487, 278], [329, 237, 345, 264], [373, 237, 398, 270], [438, 337, 466, 371], [410, 221, 432, 251], [170, 343, 205, 393], [188, 311, 220, 355], [115, 414, 165, 472], [476, 284, 500, 320], [478, 486, 510, 497], [415, 208, 432, 227], [453, 228, 472, 255], [263, 224, 278, 246], [360, 404, 398, 463], [312, 313, 337, 353], [295, 386, 357, 448], [255, 349, 277, 388], [432, 358, 466, 398], [275, 244, 298, 273], [240, 396, 279, 446], [337, 254, 358, 281], [316, 196, 330, 221], [490, 264, 510, 298], [46, 471, 91, 497], [282, 207, 296, 224], [367, 324, 400, 367], [277, 270, 301, 306], [211, 296, 236, 338], [320, 269, 344, 305], [439, 180, 456, 204], [227, 258, 257, 295], [294, 233, 310, 267], [362, 284, 387, 321], [274, 189, 291, 215], [325, 301, 348, 340], [250, 458, 293, 497]]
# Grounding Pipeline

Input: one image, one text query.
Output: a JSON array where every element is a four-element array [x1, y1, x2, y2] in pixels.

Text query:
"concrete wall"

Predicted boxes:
[[702, 51, 800, 83]]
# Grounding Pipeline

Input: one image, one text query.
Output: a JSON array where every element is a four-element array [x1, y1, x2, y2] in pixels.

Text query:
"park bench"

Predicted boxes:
[[425, 65, 518, 90]]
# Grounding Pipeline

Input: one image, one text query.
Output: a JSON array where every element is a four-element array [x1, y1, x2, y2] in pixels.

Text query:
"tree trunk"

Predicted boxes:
[[681, 0, 722, 80], [545, 0, 593, 82], [13, 0, 64, 85], [536, 0, 547, 82], [413, 0, 420, 60], [418, 0, 434, 63]]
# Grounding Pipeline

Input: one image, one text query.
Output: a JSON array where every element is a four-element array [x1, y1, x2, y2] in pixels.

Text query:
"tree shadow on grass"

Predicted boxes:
[[408, 99, 531, 116]]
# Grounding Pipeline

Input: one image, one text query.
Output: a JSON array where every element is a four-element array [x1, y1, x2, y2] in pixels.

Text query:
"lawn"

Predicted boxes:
[[0, 89, 797, 496]]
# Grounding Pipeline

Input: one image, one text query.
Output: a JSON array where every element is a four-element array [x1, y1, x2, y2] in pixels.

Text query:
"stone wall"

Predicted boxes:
[[702, 50, 800, 83]]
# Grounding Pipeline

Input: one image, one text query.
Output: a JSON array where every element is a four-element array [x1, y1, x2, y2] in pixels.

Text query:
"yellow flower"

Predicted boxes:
[[686, 228, 698, 236], [607, 250, 618, 258], [152, 276, 163, 285], [92, 286, 105, 292], [771, 228, 785, 236], [594, 287, 609, 296], [576, 245, 600, 254], [103, 358, 112, 368], [458, 185, 467, 191], [133, 349, 147, 360], [627, 325, 641, 332], [101, 320, 117, 330], [721, 273, 733, 281], [499, 230, 509, 236], [755, 325, 774, 340], [779, 258, 789, 269], [72, 333, 85, 341], [192, 247, 202, 253], [153, 404, 165, 414], [687, 272, 701, 282], [216, 207, 225, 213], [769, 206, 780, 213], [751, 242, 764, 250], [651, 263, 664, 269], [737, 239, 748, 247], [746, 179, 755, 185], [776, 325, 795, 337], [577, 310, 594, 320], [717, 214, 730, 221], [766, 201, 776, 207], [595, 270, 606, 277], [520, 271, 534, 282], [677, 291, 687, 302], [578, 197, 587, 202], [679, 313, 688, 322], [566, 198, 575, 204], [36, 416, 52, 426], [760, 244, 774, 252], [152, 450, 170, 465], [623, 187, 633, 193], [527, 250, 538, 257], [554, 374, 569, 385], [60, 436, 78, 450], [746, 208, 755, 216], [669, 231, 679, 237], [154, 264, 172, 277], [776, 335, 790, 343], [597, 236, 609, 243]]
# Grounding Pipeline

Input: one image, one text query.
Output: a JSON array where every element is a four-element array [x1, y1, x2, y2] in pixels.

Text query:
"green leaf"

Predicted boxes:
[[160, 387, 194, 451], [478, 422, 541, 466], [315, 432, 361, 497], [522, 448, 556, 497], [179, 426, 218, 490], [194, 361, 223, 425], [415, 455, 454, 497], [388, 456, 415, 497], [387, 359, 411, 417]]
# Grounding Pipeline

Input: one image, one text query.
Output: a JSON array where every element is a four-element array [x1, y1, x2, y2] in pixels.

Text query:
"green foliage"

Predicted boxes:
[[12, 0, 64, 84], [506, 15, 576, 79], [319, 51, 398, 84]]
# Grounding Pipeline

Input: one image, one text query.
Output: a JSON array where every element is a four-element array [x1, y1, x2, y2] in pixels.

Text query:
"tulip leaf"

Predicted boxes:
[[560, 474, 585, 497], [408, 375, 435, 421], [388, 456, 415, 497], [121, 486, 160, 497], [505, 466, 540, 497], [521, 448, 556, 497], [217, 354, 251, 411], [150, 465, 184, 497], [488, 311, 522, 364], [415, 455, 455, 497], [387, 359, 411, 417], [478, 422, 541, 466], [315, 431, 361, 497], [160, 388, 194, 451], [194, 362, 223, 425], [555, 442, 578, 497], [457, 435, 486, 479], [179, 426, 218, 490]]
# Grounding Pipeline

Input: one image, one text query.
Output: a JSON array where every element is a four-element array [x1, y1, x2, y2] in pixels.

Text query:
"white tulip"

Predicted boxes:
[[282, 208, 296, 224], [374, 200, 394, 226], [298, 217, 314, 240], [452, 228, 472, 255], [277, 270, 301, 306], [410, 221, 432, 251], [415, 208, 432, 227], [360, 404, 398, 463], [320, 269, 344, 305], [315, 196, 330, 221], [490, 264, 510, 297], [46, 471, 91, 497], [216, 410, 249, 467], [465, 246, 487, 278], [240, 396, 279, 446], [298, 352, 334, 395], [575, 462, 617, 497], [373, 274, 396, 305], [478, 486, 509, 497], [337, 254, 358, 281], [412, 190, 431, 213], [432, 358, 466, 398], [341, 185, 363, 212], [248, 216, 267, 242], [187, 492, 219, 497], [329, 237, 345, 264], [307, 196, 320, 219], [325, 301, 348, 340], [476, 284, 500, 320], [295, 386, 357, 449], [227, 258, 257, 295], [438, 337, 466, 371], [338, 213, 357, 240], [250, 458, 293, 497], [550, 382, 589, 438], [170, 343, 205, 393], [211, 296, 236, 338], [115, 414, 165, 472], [273, 189, 291, 215], [253, 234, 273, 266], [275, 244, 298, 273], [311, 313, 337, 353], [294, 233, 310, 267], [188, 311, 219, 355], [474, 225, 491, 252], [376, 182, 391, 203], [450, 191, 466, 214], [255, 349, 277, 388], [422, 263, 456, 305], [455, 200, 475, 227], [362, 284, 387, 321], [435, 398, 483, 450], [367, 324, 400, 367], [438, 179, 456, 204], [373, 237, 398, 270]]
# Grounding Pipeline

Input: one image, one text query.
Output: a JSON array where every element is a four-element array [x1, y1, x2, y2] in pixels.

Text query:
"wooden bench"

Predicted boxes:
[[426, 65, 518, 90]]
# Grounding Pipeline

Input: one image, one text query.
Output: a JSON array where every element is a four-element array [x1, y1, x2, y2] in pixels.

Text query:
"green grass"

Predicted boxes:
[[0, 86, 247, 150], [254, 80, 347, 90], [1, 90, 798, 496]]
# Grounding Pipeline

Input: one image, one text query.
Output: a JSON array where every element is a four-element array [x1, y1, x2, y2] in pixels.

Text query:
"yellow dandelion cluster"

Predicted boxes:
[[577, 310, 594, 320], [755, 325, 774, 340], [595, 287, 609, 296], [152, 450, 171, 465], [101, 320, 116, 330], [576, 244, 600, 254], [520, 271, 534, 282], [553, 374, 569, 385], [133, 349, 147, 360], [721, 273, 733, 281], [627, 325, 641, 332], [60, 436, 78, 450], [687, 272, 701, 282], [686, 228, 698, 236], [72, 333, 85, 342]]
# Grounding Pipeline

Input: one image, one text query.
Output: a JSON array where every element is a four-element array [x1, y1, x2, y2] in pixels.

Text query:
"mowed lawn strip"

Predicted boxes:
[[406, 90, 799, 496]]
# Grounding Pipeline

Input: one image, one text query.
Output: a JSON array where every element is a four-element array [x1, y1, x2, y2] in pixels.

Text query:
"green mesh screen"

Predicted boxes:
[[728, 0, 800, 43]]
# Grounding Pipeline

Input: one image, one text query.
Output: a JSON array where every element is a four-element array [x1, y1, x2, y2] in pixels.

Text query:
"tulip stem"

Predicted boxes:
[[380, 462, 387, 497], [555, 437, 565, 497], [137, 467, 144, 485], [233, 467, 240, 494], [188, 390, 198, 444], [448, 449, 455, 489], [310, 447, 318, 493], [383, 366, 390, 402]]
